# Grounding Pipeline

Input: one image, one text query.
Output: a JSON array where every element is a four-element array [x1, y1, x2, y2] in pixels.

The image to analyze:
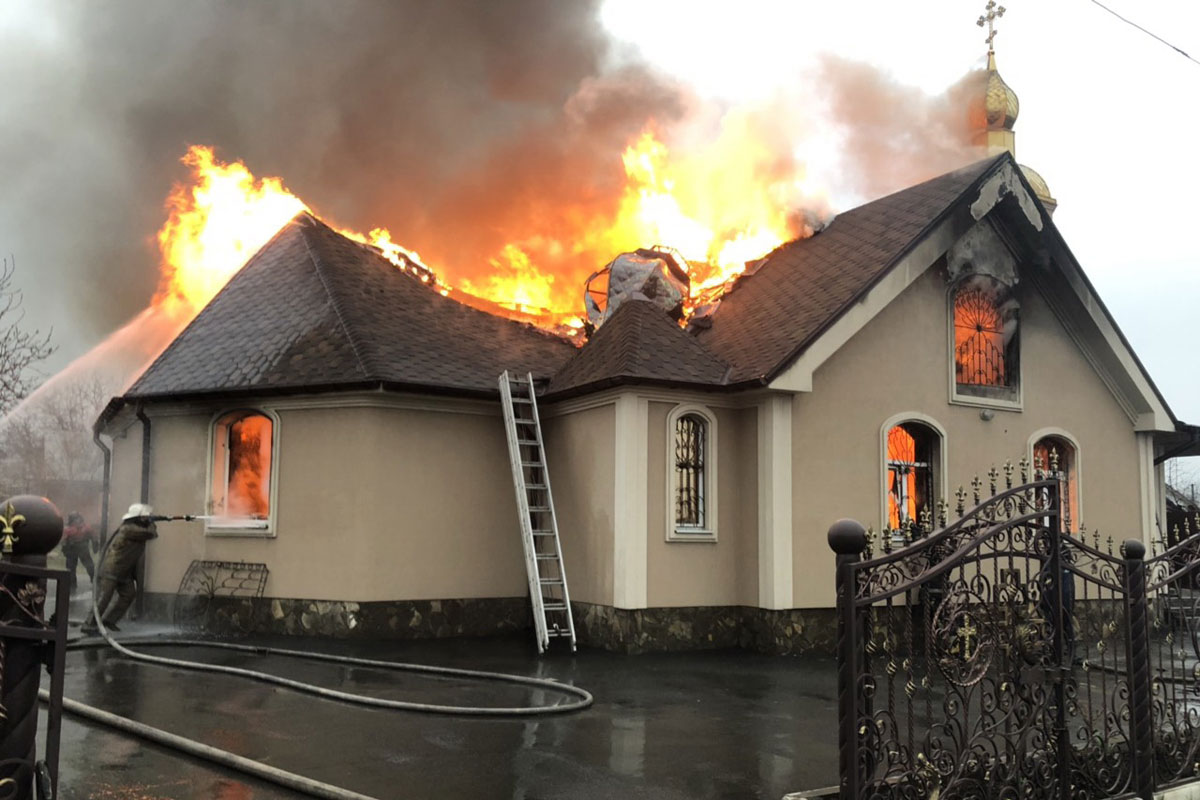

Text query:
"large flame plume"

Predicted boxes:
[[155, 121, 827, 333]]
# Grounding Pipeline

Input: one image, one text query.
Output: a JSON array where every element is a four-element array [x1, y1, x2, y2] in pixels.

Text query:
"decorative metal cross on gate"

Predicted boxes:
[[951, 618, 978, 659], [977, 1, 1006, 51]]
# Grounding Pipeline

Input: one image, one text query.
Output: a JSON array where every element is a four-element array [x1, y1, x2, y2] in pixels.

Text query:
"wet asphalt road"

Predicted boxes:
[[41, 628, 839, 800]]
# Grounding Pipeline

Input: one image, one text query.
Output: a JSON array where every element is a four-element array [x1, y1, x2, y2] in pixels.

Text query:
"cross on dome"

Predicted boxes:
[[977, 1, 1006, 53]]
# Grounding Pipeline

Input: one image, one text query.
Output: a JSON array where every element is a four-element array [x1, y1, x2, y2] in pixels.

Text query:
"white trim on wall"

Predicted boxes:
[[1026, 427, 1084, 530], [757, 394, 793, 609], [613, 393, 649, 609], [878, 412, 950, 531], [1137, 432, 1157, 546], [664, 403, 719, 542]]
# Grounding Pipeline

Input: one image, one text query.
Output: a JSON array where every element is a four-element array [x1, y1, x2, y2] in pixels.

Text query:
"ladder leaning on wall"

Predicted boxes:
[[498, 370, 577, 653]]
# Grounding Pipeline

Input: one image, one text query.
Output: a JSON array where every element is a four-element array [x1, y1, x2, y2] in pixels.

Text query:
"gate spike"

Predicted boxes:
[[919, 505, 933, 534], [1186, 517, 1193, 537], [1174, 524, 1181, 545], [903, 517, 915, 545], [1018, 456, 1029, 484], [1106, 535, 1113, 555], [955, 486, 967, 517], [865, 526, 876, 558], [937, 498, 948, 528], [988, 466, 998, 497], [1003, 459, 1014, 489], [1049, 446, 1060, 474], [971, 474, 982, 506], [1092, 528, 1101, 551]]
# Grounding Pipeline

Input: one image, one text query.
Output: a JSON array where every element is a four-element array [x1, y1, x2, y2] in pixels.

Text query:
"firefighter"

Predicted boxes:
[[81, 503, 158, 634], [60, 511, 97, 595]]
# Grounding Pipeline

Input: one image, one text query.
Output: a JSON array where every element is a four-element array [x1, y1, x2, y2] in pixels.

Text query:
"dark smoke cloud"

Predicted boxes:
[[0, 0, 683, 366]]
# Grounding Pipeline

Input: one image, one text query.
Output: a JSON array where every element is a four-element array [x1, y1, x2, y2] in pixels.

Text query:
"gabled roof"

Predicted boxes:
[[548, 299, 730, 397], [125, 213, 573, 400], [695, 156, 1003, 384]]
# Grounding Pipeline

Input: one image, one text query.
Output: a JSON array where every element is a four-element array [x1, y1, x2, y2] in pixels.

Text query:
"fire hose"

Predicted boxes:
[[38, 515, 593, 800]]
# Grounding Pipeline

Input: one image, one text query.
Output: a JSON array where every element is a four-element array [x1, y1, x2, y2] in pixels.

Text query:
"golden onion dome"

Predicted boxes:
[[968, 52, 1019, 133], [1019, 164, 1056, 214]]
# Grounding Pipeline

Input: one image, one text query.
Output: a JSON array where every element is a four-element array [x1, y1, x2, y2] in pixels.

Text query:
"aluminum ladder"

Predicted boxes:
[[498, 370, 577, 653]]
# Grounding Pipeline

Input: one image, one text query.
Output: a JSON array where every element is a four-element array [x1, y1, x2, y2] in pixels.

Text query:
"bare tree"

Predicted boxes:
[[0, 257, 56, 416]]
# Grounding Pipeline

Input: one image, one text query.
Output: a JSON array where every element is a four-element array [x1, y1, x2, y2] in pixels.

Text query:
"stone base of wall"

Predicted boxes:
[[140, 593, 533, 640], [572, 602, 838, 655], [139, 593, 837, 654]]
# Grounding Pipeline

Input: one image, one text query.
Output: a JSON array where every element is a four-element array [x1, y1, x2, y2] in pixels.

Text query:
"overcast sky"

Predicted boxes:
[[1, 1, 1197, 431]]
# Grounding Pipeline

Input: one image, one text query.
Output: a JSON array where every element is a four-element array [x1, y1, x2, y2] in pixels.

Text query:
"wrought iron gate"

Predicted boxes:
[[830, 462, 1200, 800]]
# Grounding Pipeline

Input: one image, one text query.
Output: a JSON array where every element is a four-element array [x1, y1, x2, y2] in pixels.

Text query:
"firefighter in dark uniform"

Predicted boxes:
[[82, 503, 158, 634]]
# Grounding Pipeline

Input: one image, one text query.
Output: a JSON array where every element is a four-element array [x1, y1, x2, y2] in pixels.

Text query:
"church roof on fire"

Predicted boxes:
[[692, 154, 1006, 385], [124, 213, 574, 400], [548, 298, 731, 396]]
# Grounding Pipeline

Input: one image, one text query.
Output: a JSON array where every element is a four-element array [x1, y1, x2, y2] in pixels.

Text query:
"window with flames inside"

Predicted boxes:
[[1034, 435, 1079, 532], [953, 278, 1019, 401], [211, 410, 273, 531], [887, 423, 937, 531]]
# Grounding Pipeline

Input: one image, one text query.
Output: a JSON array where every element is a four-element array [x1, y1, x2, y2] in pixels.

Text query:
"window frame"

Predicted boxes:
[[206, 407, 280, 538], [879, 413, 948, 533], [1028, 428, 1083, 533], [665, 404, 718, 542], [947, 278, 1023, 411]]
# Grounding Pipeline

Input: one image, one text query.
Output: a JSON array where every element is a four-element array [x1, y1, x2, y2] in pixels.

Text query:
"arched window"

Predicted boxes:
[[667, 405, 717, 540], [675, 414, 707, 529], [886, 421, 941, 530], [1033, 434, 1080, 532], [211, 410, 274, 530], [952, 277, 1019, 401]]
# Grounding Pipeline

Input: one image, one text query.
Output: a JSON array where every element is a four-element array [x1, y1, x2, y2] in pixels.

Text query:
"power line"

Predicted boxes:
[[1087, 0, 1200, 67]]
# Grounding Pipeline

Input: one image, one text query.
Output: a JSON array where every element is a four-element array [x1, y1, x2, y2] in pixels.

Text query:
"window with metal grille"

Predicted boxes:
[[674, 413, 707, 529], [954, 289, 1006, 386], [1034, 435, 1080, 532], [886, 422, 937, 530]]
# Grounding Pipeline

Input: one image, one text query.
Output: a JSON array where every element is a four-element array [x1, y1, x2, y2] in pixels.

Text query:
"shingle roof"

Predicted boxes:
[[126, 213, 574, 399], [695, 154, 1005, 384], [548, 299, 730, 396]]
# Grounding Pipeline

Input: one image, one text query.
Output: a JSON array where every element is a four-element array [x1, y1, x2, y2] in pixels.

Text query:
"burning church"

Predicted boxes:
[[92, 39, 1198, 653]]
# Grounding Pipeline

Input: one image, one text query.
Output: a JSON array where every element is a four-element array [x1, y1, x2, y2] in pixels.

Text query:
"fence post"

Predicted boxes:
[[829, 518, 868, 800], [0, 496, 64, 800], [1122, 538, 1155, 800]]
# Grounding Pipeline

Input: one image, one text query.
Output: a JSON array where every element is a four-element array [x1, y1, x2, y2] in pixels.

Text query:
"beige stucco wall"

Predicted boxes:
[[790, 266, 1143, 607], [542, 403, 615, 606], [646, 401, 758, 607], [131, 401, 530, 602], [105, 419, 145, 535]]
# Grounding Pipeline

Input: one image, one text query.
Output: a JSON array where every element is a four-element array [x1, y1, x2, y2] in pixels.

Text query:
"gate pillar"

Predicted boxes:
[[829, 519, 867, 800], [0, 496, 64, 799], [1122, 538, 1155, 800]]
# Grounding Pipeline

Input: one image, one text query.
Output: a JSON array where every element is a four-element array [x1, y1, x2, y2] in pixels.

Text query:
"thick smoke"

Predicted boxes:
[[0, 0, 684, 365], [815, 54, 981, 202]]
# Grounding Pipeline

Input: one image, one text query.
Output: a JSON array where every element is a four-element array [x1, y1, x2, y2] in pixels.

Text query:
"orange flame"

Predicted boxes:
[[156, 123, 825, 335]]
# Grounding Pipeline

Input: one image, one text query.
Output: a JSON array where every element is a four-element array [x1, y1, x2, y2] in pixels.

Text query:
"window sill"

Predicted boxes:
[[205, 524, 275, 539], [668, 528, 717, 543], [950, 388, 1022, 412]]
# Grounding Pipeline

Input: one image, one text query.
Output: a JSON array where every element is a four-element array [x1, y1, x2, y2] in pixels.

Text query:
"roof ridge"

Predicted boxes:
[[297, 218, 372, 379], [759, 154, 1008, 383]]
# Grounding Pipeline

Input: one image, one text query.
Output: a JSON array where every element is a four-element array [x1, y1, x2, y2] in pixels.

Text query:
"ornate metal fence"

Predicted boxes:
[[830, 462, 1200, 800]]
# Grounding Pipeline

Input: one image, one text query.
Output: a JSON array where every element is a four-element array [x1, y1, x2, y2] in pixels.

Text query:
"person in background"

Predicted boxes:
[[81, 504, 158, 634], [60, 511, 97, 595]]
